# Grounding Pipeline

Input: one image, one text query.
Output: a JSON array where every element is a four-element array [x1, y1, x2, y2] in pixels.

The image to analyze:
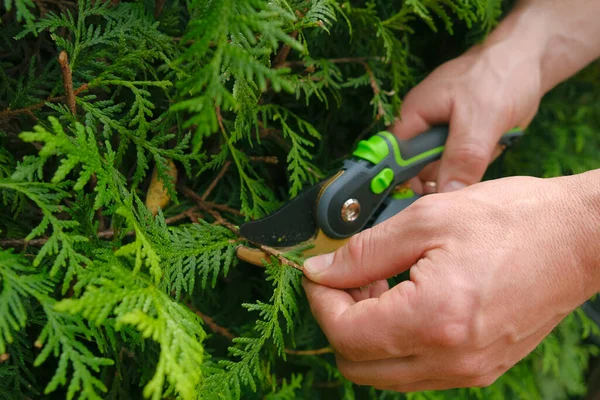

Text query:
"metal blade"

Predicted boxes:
[[239, 178, 330, 247]]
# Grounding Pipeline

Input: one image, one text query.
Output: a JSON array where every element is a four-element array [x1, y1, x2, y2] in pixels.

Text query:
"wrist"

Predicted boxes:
[[481, 0, 600, 95], [556, 169, 600, 300]]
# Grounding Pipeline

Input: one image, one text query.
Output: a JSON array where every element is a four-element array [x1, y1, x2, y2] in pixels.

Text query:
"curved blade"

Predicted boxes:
[[236, 229, 350, 266], [239, 178, 330, 247]]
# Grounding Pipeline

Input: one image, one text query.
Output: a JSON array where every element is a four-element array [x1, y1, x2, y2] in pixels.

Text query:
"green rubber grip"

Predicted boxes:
[[354, 126, 523, 185], [317, 125, 524, 239]]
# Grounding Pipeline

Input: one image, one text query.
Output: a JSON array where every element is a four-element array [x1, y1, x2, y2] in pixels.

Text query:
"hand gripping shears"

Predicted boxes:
[[235, 126, 524, 266]]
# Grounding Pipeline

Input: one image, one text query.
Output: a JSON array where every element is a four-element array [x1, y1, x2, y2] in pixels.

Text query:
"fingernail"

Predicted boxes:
[[442, 180, 467, 192], [304, 252, 334, 275]]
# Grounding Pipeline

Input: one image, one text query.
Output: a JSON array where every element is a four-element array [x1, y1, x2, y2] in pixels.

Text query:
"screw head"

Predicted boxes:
[[341, 198, 360, 222]]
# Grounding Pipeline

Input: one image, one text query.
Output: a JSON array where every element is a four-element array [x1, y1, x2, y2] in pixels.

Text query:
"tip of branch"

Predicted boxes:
[[58, 50, 68, 65]]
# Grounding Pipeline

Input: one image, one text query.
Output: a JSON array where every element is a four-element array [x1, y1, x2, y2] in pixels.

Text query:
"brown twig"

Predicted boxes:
[[0, 83, 89, 120], [281, 56, 383, 69], [361, 61, 386, 119], [0, 237, 48, 248], [184, 184, 304, 271], [165, 207, 202, 224], [154, 0, 165, 18], [200, 157, 277, 202], [0, 207, 202, 247], [258, 244, 304, 271], [273, 31, 299, 68], [187, 302, 332, 357], [213, 107, 305, 271], [249, 156, 279, 164], [202, 161, 231, 201], [58, 50, 76, 115], [203, 201, 242, 216], [284, 347, 334, 356], [188, 304, 235, 340], [182, 186, 240, 233]]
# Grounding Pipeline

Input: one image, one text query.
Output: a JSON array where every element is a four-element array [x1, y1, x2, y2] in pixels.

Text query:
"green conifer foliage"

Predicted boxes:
[[0, 1, 599, 399]]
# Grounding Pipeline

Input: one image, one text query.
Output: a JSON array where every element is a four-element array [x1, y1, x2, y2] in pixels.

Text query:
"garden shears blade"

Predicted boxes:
[[236, 126, 524, 266]]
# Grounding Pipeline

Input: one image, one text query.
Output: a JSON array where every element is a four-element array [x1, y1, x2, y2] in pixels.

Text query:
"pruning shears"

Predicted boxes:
[[235, 126, 524, 266]]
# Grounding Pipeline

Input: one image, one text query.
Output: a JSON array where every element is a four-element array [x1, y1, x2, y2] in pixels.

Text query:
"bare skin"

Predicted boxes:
[[302, 0, 600, 392]]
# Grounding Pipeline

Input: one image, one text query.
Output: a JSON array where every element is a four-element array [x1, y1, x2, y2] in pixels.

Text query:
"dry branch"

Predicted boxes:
[[284, 347, 334, 356], [361, 61, 385, 119], [273, 30, 299, 68], [281, 56, 382, 68], [0, 206, 201, 248], [202, 161, 231, 201], [187, 302, 332, 357], [188, 304, 235, 340], [0, 83, 89, 120], [58, 50, 76, 115]]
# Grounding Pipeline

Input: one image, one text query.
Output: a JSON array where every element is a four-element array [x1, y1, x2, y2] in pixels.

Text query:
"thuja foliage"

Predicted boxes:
[[0, 1, 599, 399]]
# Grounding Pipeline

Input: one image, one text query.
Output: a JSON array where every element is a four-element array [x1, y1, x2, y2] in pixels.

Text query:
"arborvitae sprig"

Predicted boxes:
[[55, 253, 208, 400], [0, 250, 114, 400], [0, 179, 89, 291], [200, 258, 303, 399]]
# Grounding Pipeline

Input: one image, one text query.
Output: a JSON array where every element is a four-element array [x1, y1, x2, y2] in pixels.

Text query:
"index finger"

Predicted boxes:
[[302, 277, 422, 363], [389, 79, 452, 140]]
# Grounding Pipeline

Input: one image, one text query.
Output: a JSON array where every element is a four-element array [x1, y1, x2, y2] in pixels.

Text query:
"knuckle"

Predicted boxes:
[[344, 229, 373, 269], [439, 323, 469, 348], [448, 141, 489, 170], [408, 194, 443, 222]]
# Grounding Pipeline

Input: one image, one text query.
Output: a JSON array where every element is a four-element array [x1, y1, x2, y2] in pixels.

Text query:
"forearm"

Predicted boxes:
[[481, 0, 600, 95], [562, 168, 600, 298]]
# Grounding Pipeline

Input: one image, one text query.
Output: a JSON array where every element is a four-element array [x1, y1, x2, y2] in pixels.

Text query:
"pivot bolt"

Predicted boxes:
[[341, 198, 360, 222]]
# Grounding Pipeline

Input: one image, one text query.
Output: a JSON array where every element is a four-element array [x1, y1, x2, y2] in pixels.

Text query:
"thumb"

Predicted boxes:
[[303, 210, 428, 289], [436, 108, 507, 192]]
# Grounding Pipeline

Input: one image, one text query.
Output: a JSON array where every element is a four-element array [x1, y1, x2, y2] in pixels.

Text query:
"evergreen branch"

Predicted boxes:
[[188, 302, 331, 356], [55, 259, 207, 400], [281, 56, 383, 68], [0, 237, 49, 248], [361, 61, 385, 119], [273, 30, 299, 69], [258, 245, 303, 272], [249, 156, 279, 164], [0, 84, 89, 120], [0, 179, 90, 289], [215, 106, 279, 219], [154, 0, 166, 18], [202, 258, 303, 398], [284, 347, 334, 356], [35, 302, 114, 400], [187, 304, 235, 341], [57, 50, 76, 115], [0, 250, 113, 399], [202, 201, 243, 217], [182, 186, 303, 271], [0, 207, 201, 248], [201, 161, 231, 201], [181, 185, 240, 234], [259, 104, 322, 197]]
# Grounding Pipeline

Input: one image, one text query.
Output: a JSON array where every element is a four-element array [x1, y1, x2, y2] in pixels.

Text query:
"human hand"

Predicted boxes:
[[389, 43, 542, 194], [302, 171, 600, 392], [390, 0, 600, 195]]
